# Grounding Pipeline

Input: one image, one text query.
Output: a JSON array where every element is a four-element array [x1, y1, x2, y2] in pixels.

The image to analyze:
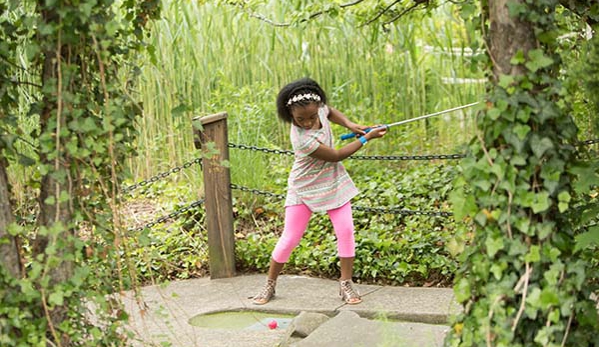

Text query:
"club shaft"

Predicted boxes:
[[385, 102, 480, 129]]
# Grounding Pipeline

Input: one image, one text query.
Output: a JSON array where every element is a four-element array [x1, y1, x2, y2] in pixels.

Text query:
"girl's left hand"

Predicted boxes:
[[347, 122, 368, 136]]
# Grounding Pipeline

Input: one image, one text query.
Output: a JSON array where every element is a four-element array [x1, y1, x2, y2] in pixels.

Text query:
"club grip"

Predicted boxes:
[[340, 128, 372, 141], [340, 132, 357, 140]]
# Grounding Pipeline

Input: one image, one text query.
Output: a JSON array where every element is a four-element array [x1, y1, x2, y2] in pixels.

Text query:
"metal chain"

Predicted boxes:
[[353, 205, 453, 217], [230, 183, 286, 199], [129, 199, 205, 232], [230, 184, 452, 217], [578, 138, 599, 146], [229, 138, 599, 160], [228, 142, 464, 161], [122, 157, 203, 194], [349, 154, 465, 161], [227, 143, 294, 156]]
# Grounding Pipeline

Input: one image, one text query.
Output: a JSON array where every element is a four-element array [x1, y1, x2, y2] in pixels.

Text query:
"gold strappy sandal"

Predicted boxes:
[[339, 279, 362, 305], [251, 279, 276, 305]]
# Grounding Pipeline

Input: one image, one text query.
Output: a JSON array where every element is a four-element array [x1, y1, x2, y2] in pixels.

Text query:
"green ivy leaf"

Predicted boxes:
[[540, 289, 559, 306], [485, 236, 504, 257], [498, 74, 515, 89], [574, 225, 599, 253], [48, 291, 64, 306], [537, 222, 554, 241], [488, 108, 501, 120], [510, 50, 526, 64], [569, 162, 599, 194], [524, 245, 541, 263], [447, 237, 465, 257], [530, 135, 554, 158], [454, 277, 471, 303], [531, 192, 551, 213], [525, 49, 554, 72], [557, 191, 571, 212], [513, 124, 530, 140]]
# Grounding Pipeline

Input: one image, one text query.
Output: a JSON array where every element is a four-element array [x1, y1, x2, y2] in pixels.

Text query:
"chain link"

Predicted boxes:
[[122, 157, 203, 194], [578, 138, 599, 146], [129, 199, 205, 232]]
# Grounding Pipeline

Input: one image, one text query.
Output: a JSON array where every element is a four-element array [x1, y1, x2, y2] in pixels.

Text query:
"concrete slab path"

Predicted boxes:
[[121, 274, 459, 347]]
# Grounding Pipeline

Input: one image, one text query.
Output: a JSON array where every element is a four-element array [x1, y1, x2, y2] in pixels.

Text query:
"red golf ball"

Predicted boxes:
[[268, 320, 278, 330]]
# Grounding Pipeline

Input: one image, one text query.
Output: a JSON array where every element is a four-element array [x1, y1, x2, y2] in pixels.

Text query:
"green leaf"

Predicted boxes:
[[537, 222, 554, 240], [574, 225, 599, 253], [44, 196, 56, 206], [488, 108, 501, 120], [48, 291, 64, 306], [569, 162, 599, 194], [513, 124, 530, 140], [447, 237, 465, 257], [449, 189, 476, 220], [490, 263, 503, 280], [90, 327, 102, 339], [510, 155, 527, 166], [485, 236, 504, 257], [192, 119, 204, 131], [540, 289, 559, 306], [454, 277, 471, 303], [514, 218, 531, 235], [171, 103, 191, 115], [510, 50, 526, 64], [498, 74, 515, 89], [525, 49, 554, 72], [557, 191, 571, 212], [524, 245, 541, 263], [530, 135, 554, 158], [531, 192, 551, 213]]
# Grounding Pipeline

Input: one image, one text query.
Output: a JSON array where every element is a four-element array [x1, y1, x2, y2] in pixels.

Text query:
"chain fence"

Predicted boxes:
[[129, 199, 205, 232], [125, 138, 598, 230], [122, 157, 203, 194]]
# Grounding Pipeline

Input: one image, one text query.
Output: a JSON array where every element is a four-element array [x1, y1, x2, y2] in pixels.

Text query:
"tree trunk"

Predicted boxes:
[[0, 157, 21, 278], [31, 6, 75, 345], [488, 0, 536, 80]]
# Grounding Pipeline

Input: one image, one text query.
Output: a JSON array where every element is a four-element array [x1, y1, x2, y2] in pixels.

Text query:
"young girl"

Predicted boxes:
[[251, 77, 387, 305]]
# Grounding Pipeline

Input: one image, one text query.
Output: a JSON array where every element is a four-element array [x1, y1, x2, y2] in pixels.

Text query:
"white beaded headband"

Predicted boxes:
[[286, 93, 321, 106]]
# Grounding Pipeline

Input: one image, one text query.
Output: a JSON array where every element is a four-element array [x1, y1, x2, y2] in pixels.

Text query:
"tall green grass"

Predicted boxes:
[[132, 1, 485, 194]]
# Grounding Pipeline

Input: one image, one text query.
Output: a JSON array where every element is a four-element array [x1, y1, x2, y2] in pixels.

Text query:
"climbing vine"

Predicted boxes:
[[0, 0, 160, 346], [446, 1, 599, 346]]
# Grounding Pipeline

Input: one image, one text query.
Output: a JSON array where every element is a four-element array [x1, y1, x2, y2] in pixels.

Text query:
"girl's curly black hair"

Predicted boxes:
[[276, 77, 327, 123]]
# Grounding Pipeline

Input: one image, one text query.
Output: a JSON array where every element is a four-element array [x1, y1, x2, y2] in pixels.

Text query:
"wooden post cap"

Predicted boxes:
[[194, 112, 228, 126]]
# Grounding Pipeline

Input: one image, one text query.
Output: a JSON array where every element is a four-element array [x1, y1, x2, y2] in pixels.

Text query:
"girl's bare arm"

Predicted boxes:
[[309, 125, 387, 162]]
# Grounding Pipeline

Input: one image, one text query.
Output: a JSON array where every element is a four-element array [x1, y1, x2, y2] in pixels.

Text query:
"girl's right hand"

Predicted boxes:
[[365, 125, 388, 139]]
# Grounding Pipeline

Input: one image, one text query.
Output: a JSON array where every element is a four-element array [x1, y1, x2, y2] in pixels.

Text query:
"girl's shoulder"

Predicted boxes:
[[319, 104, 330, 117]]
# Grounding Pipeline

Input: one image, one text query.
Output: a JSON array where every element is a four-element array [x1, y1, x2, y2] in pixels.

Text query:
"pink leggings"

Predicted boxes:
[[272, 201, 355, 263]]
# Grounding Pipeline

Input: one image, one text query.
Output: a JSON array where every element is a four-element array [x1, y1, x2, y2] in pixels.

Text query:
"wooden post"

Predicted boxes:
[[193, 112, 236, 279]]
